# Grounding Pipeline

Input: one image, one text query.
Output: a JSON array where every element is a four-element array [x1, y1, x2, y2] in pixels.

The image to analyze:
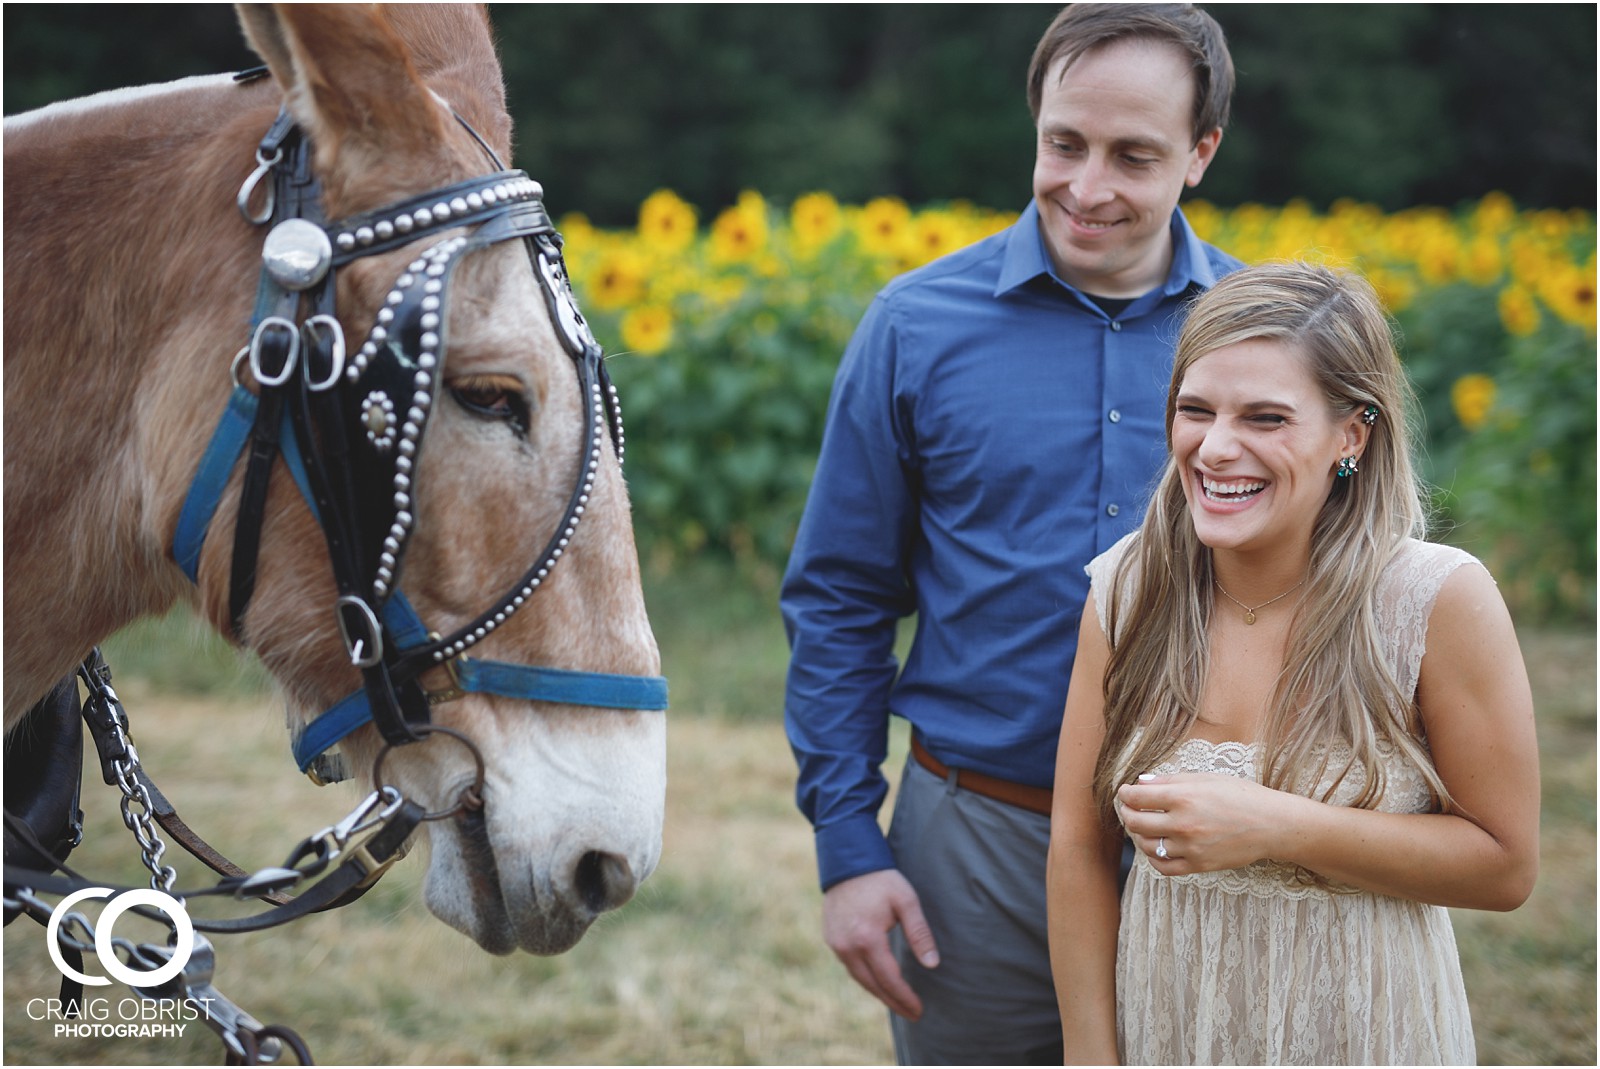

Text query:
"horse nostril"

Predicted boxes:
[[573, 850, 635, 914]]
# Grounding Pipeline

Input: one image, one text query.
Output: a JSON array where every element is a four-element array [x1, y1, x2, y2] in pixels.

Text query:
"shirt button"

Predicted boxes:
[[1110, 321, 1122, 332], [1108, 409, 1122, 423], [1106, 503, 1121, 517]]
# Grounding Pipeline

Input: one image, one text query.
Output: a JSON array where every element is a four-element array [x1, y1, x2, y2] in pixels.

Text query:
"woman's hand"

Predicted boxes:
[[1115, 772, 1307, 875], [1118, 565, 1539, 910]]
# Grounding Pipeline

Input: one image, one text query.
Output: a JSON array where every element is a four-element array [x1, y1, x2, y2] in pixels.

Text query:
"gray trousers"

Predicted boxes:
[[886, 755, 1063, 1065]]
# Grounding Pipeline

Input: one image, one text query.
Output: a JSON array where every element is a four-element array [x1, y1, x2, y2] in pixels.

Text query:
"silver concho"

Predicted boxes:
[[361, 391, 398, 453], [262, 218, 334, 291]]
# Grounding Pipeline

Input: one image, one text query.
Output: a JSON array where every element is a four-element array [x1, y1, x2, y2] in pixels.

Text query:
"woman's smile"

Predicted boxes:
[[1171, 338, 1366, 561], [1197, 472, 1268, 507]]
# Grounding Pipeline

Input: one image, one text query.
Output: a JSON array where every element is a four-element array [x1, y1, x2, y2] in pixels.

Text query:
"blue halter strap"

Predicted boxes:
[[172, 394, 669, 776]]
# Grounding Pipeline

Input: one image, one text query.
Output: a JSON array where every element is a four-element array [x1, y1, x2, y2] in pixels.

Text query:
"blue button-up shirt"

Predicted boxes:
[[781, 201, 1242, 890]]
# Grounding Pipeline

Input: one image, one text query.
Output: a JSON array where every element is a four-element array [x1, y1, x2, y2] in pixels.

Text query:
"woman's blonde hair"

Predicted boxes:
[[1093, 261, 1449, 830]]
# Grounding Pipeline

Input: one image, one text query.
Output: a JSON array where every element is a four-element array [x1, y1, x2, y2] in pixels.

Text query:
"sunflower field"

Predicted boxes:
[[561, 191, 1596, 620]]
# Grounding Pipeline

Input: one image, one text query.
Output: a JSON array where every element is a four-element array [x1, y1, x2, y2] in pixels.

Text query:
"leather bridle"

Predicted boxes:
[[5, 82, 669, 1068], [172, 107, 668, 783]]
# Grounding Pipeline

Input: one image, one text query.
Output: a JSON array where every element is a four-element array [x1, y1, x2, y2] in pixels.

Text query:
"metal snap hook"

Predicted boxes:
[[370, 723, 487, 822], [237, 146, 283, 226]]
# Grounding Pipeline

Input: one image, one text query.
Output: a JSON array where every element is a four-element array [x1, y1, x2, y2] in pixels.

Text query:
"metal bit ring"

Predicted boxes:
[[370, 724, 487, 822], [254, 1024, 313, 1066]]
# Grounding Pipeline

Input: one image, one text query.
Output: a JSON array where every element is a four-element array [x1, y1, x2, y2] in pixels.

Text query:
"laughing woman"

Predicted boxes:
[[1046, 262, 1539, 1065]]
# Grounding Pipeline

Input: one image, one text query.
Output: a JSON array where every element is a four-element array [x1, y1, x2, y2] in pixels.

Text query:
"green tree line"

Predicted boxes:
[[4, 4, 1593, 223]]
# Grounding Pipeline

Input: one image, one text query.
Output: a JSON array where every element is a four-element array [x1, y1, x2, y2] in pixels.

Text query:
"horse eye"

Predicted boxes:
[[450, 382, 530, 436]]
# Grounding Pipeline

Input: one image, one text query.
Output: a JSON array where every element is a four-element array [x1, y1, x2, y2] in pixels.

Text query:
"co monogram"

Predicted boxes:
[[45, 887, 195, 990]]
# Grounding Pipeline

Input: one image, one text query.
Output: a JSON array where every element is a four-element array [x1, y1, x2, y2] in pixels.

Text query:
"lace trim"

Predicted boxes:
[[1125, 736, 1435, 899], [1132, 853, 1349, 899], [1144, 736, 1435, 811]]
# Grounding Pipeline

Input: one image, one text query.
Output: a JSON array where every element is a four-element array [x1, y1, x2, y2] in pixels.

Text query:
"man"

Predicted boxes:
[[780, 5, 1241, 1063]]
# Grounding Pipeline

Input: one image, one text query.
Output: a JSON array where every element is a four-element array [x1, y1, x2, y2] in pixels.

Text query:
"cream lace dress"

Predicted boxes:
[[1087, 535, 1481, 1065]]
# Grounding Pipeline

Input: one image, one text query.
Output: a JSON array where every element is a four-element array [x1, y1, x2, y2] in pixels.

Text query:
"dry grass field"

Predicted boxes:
[[3, 578, 1593, 1065]]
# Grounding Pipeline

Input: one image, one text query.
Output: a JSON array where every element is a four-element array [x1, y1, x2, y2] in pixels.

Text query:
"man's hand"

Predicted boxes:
[[822, 868, 941, 1020]]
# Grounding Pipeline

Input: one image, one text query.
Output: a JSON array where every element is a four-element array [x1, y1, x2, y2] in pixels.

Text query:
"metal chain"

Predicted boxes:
[[16, 640, 437, 1069], [74, 649, 405, 900], [6, 887, 302, 1064], [7, 886, 147, 966], [79, 655, 178, 892], [27, 646, 441, 1065], [116, 758, 177, 892]]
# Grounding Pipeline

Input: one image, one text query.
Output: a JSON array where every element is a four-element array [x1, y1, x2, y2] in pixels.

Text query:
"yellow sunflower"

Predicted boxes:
[[1470, 191, 1517, 234], [907, 209, 962, 267], [855, 197, 911, 259], [1451, 374, 1497, 431], [1366, 267, 1418, 314], [1537, 260, 1597, 333], [638, 189, 698, 254], [1497, 284, 1540, 337], [1181, 199, 1222, 243], [586, 247, 648, 312], [558, 211, 597, 245], [620, 304, 674, 356], [1462, 235, 1503, 287], [710, 193, 769, 264], [791, 191, 843, 255]]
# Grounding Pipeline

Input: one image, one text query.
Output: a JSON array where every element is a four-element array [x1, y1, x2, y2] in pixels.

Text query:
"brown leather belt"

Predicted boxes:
[[911, 736, 1053, 817]]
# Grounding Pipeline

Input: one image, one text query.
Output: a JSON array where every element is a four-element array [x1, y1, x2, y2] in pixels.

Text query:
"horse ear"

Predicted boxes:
[[235, 3, 445, 175], [236, 4, 296, 85]]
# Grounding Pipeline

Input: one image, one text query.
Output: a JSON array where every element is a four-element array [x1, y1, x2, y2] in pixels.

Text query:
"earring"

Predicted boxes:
[[1362, 405, 1379, 425], [1336, 455, 1359, 478]]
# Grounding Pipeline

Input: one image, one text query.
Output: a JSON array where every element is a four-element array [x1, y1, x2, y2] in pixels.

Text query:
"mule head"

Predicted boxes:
[[217, 4, 666, 956]]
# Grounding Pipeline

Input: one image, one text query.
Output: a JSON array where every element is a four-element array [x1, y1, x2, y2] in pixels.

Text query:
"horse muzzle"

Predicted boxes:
[[416, 708, 665, 956]]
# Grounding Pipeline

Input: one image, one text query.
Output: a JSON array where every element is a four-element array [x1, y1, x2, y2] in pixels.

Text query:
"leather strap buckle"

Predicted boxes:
[[424, 657, 465, 706], [335, 596, 383, 668]]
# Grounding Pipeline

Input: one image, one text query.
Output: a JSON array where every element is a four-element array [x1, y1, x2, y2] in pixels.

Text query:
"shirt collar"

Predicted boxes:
[[1162, 206, 1223, 296], [995, 200, 1053, 297], [995, 200, 1219, 300]]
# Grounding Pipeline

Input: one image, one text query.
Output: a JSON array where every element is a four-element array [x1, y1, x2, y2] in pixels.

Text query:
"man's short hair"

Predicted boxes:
[[1026, 3, 1235, 144]]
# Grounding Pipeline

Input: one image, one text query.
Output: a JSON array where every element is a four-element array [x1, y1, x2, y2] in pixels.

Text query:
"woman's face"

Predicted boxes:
[[1170, 338, 1368, 559]]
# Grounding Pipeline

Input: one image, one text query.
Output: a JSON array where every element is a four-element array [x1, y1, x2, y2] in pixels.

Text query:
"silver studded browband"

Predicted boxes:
[[330, 174, 547, 259]]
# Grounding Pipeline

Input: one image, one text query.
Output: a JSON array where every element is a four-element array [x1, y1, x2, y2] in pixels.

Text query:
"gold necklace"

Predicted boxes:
[[1214, 576, 1306, 625]]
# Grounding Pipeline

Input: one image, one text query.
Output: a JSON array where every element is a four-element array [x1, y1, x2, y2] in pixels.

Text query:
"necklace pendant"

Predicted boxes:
[[1244, 609, 1257, 625]]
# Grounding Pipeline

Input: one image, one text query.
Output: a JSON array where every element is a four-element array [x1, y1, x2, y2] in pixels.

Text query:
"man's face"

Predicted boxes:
[[1032, 38, 1221, 298]]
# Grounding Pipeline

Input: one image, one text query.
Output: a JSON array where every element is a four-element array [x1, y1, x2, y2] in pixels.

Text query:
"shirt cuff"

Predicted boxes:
[[816, 814, 896, 892]]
